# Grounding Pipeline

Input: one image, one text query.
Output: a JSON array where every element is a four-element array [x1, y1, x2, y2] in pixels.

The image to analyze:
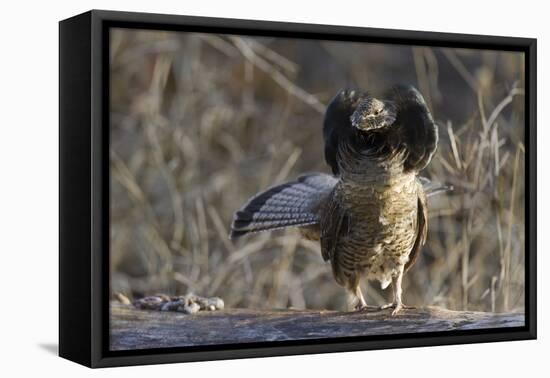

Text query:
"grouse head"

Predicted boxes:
[[350, 96, 396, 132]]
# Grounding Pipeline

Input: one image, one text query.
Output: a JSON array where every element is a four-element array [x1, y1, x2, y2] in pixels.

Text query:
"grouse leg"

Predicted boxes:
[[390, 268, 404, 316], [379, 265, 410, 315], [348, 285, 367, 311]]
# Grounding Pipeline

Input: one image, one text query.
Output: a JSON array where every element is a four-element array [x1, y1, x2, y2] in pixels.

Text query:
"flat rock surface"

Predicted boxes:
[[110, 303, 524, 351]]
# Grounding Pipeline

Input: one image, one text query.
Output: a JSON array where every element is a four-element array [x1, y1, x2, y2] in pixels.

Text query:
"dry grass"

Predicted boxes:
[[109, 28, 525, 312]]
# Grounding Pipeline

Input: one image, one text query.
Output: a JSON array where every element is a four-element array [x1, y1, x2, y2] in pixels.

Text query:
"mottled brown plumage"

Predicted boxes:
[[230, 85, 441, 315]]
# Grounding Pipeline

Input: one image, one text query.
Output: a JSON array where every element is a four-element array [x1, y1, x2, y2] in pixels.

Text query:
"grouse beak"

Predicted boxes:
[[351, 99, 396, 132]]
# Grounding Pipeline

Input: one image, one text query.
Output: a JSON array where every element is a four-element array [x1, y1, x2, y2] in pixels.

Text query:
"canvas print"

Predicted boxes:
[[109, 28, 526, 351]]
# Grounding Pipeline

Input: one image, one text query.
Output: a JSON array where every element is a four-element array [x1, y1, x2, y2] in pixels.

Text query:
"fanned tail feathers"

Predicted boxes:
[[230, 173, 337, 239]]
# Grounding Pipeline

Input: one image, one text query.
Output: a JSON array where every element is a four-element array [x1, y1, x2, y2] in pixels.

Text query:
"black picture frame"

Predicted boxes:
[[59, 9, 537, 368]]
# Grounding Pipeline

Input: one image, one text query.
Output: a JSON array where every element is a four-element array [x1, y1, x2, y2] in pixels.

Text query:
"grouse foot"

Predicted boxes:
[[379, 303, 414, 316]]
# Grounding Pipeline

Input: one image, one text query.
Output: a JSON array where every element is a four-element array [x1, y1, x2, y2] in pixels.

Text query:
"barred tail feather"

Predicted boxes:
[[418, 176, 453, 197], [230, 173, 337, 239]]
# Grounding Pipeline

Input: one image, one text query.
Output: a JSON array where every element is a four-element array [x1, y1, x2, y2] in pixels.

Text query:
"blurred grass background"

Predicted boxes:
[[110, 28, 525, 313]]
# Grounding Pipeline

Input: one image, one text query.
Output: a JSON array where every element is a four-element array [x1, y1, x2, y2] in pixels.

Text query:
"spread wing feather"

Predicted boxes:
[[405, 187, 428, 272], [320, 190, 350, 262]]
